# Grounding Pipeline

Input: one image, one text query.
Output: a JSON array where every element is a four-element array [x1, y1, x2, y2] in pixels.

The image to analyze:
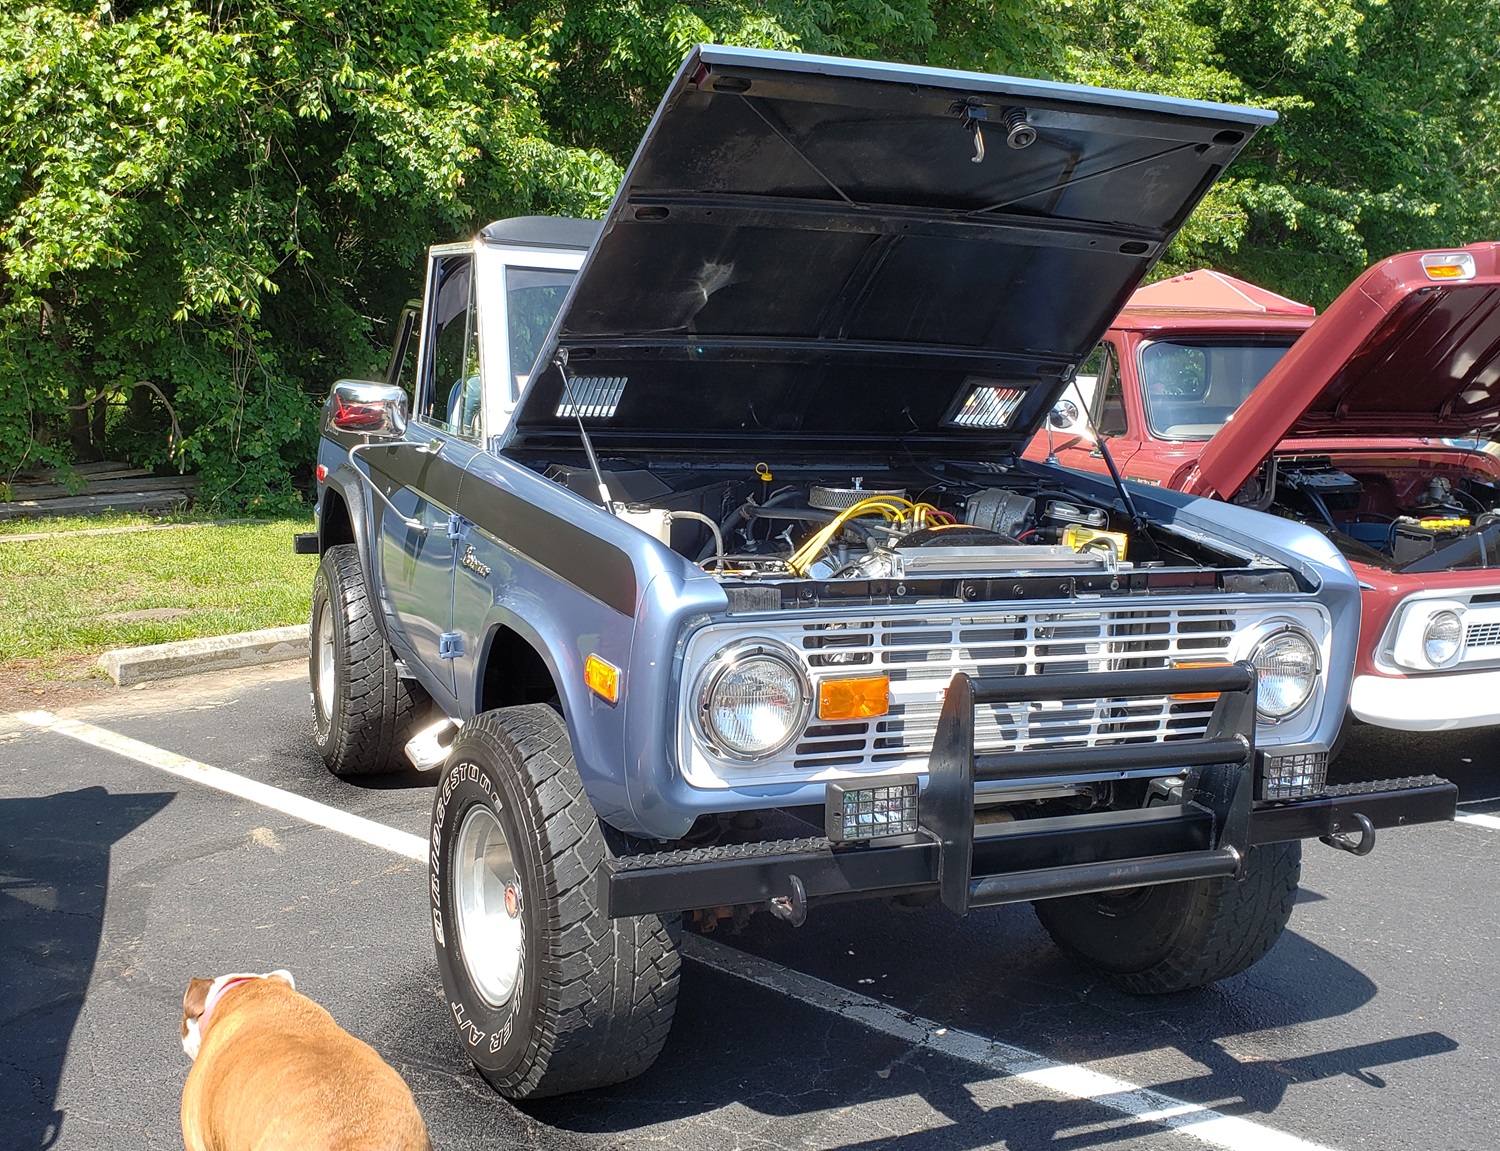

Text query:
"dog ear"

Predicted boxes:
[[182, 978, 213, 1029], [181, 977, 213, 1060], [265, 969, 295, 990]]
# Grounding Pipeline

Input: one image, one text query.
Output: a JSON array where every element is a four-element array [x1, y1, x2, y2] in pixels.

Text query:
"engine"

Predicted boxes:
[[654, 478, 1134, 581], [1270, 457, 1500, 572]]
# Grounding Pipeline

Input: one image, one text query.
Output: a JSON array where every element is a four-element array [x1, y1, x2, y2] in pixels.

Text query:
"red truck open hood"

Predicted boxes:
[[1128, 269, 1316, 315], [1187, 244, 1500, 498]]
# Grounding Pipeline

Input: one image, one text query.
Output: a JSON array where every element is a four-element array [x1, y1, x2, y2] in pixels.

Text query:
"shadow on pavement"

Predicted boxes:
[[513, 899, 1459, 1151], [0, 786, 174, 1149]]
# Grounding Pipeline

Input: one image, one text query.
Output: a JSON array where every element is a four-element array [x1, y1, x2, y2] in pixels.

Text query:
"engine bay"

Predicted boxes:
[[540, 460, 1263, 585], [1258, 454, 1500, 572]]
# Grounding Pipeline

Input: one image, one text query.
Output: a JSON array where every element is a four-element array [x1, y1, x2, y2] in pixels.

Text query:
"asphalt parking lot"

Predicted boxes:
[[2, 662, 1497, 1151]]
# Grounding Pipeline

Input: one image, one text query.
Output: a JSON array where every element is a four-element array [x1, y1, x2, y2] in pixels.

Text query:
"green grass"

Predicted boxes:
[[0, 516, 318, 676], [0, 510, 242, 536]]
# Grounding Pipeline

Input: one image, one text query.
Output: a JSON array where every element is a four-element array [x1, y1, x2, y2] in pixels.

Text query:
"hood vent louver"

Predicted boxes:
[[948, 382, 1028, 429], [555, 376, 628, 420]]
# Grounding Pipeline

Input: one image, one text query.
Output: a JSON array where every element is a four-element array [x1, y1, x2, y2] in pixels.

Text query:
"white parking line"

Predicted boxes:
[[687, 936, 1330, 1150], [1455, 811, 1500, 831], [18, 711, 427, 861], [30, 708, 1333, 1151]]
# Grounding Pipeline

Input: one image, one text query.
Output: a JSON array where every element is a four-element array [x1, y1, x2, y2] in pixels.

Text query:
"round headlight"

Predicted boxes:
[[1251, 629, 1319, 720], [697, 642, 809, 759], [1422, 610, 1463, 667]]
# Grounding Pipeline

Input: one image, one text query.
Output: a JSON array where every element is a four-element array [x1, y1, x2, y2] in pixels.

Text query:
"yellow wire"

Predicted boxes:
[[788, 496, 923, 575]]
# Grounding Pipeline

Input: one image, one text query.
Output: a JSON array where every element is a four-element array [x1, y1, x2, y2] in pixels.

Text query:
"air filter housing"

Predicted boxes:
[[809, 483, 907, 510]]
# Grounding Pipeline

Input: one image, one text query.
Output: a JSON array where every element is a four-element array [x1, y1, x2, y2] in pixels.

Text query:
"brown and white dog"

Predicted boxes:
[[180, 970, 430, 1151]]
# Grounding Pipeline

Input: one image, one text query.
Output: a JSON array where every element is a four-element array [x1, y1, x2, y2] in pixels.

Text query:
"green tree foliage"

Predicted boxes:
[[3, 0, 1496, 501], [0, 0, 620, 504], [1043, 0, 1500, 305]]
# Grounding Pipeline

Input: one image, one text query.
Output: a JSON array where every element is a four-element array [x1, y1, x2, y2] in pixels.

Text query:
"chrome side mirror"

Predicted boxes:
[[1049, 399, 1080, 429], [329, 379, 409, 438]]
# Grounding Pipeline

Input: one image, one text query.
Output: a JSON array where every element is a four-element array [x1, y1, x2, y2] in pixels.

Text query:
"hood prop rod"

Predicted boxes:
[[554, 351, 616, 516], [1066, 373, 1161, 562]]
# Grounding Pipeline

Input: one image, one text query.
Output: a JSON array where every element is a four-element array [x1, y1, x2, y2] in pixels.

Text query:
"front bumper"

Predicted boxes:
[[606, 664, 1456, 918], [1351, 668, 1500, 731]]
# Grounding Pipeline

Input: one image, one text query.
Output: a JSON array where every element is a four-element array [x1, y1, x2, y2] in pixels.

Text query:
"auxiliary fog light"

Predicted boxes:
[[1259, 751, 1328, 801], [825, 776, 920, 842]]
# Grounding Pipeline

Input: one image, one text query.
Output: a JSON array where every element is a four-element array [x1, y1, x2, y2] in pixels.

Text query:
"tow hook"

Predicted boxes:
[[1321, 812, 1376, 856], [768, 874, 808, 927]]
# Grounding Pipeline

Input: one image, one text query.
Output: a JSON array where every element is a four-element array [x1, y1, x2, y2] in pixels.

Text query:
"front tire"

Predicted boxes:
[[309, 544, 430, 776], [1034, 840, 1301, 994], [430, 705, 681, 1098]]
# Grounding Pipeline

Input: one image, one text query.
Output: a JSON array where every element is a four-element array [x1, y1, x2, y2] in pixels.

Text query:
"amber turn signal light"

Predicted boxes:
[[1170, 659, 1230, 701], [585, 654, 620, 704], [818, 675, 890, 721], [1420, 252, 1476, 281]]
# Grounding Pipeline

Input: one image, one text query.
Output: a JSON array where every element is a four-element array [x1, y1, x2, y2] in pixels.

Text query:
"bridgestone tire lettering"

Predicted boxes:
[[1033, 839, 1302, 995], [309, 544, 431, 776], [429, 705, 681, 1098]]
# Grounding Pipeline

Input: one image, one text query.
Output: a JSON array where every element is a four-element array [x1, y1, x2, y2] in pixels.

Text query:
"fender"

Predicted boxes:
[[468, 588, 640, 832]]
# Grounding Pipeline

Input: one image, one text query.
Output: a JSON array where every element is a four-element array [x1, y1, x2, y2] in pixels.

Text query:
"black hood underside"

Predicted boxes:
[[508, 47, 1273, 459]]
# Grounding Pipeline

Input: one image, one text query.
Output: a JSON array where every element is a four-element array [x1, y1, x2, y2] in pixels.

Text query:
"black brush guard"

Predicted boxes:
[[606, 663, 1456, 919], [924, 662, 1256, 914]]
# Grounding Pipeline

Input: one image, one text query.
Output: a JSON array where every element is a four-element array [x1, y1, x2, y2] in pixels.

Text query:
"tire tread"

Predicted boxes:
[[311, 544, 428, 776], [1036, 840, 1301, 995], [464, 706, 681, 1098]]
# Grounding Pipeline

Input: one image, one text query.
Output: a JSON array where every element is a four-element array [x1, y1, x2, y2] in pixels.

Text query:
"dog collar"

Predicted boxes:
[[200, 975, 257, 1029]]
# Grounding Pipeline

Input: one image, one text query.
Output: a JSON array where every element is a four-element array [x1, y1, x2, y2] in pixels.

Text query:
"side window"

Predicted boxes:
[[1093, 343, 1128, 437], [418, 254, 481, 440], [505, 266, 575, 400], [1071, 347, 1103, 422]]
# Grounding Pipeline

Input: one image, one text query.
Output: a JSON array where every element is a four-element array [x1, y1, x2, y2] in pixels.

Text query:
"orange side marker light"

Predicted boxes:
[[818, 676, 890, 721], [585, 654, 621, 704]]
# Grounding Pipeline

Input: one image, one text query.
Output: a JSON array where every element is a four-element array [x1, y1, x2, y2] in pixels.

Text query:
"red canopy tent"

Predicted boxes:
[[1126, 269, 1316, 315]]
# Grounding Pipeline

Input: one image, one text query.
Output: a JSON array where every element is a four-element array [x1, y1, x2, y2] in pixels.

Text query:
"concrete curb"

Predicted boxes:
[[97, 625, 309, 686]]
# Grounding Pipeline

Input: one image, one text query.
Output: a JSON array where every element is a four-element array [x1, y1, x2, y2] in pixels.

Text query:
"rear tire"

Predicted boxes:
[[1034, 840, 1301, 994], [430, 705, 681, 1098], [309, 543, 430, 776]]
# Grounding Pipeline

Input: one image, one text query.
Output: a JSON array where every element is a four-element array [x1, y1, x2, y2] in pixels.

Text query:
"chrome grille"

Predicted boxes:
[[792, 606, 1232, 770], [1466, 620, 1500, 651]]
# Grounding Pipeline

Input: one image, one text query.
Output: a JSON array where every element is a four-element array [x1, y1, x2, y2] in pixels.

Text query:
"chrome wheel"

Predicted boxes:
[[315, 599, 336, 724], [454, 801, 523, 1007]]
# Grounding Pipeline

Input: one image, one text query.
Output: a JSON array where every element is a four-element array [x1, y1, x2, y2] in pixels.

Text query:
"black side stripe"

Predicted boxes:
[[363, 441, 638, 617], [454, 484, 638, 617]]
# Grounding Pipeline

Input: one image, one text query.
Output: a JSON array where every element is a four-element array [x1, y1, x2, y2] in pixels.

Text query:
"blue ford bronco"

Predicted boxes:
[[296, 46, 1456, 1098]]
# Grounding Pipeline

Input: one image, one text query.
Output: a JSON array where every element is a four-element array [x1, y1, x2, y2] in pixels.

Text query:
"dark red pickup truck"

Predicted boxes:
[[1025, 246, 1500, 733]]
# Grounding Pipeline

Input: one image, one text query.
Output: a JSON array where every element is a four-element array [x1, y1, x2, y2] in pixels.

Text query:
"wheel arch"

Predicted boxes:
[[477, 621, 561, 713], [468, 607, 637, 833], [319, 469, 368, 556], [316, 471, 422, 678]]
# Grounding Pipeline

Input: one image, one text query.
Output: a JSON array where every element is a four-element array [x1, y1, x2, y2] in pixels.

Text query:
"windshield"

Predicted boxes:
[[506, 266, 576, 396], [1140, 339, 1297, 440]]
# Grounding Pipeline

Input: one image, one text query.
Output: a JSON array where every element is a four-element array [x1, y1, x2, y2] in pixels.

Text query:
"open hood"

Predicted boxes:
[[1189, 244, 1500, 499], [506, 45, 1273, 459]]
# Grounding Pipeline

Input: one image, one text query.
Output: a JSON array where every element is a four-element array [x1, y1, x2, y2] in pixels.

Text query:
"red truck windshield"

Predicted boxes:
[[1140, 338, 1297, 440]]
